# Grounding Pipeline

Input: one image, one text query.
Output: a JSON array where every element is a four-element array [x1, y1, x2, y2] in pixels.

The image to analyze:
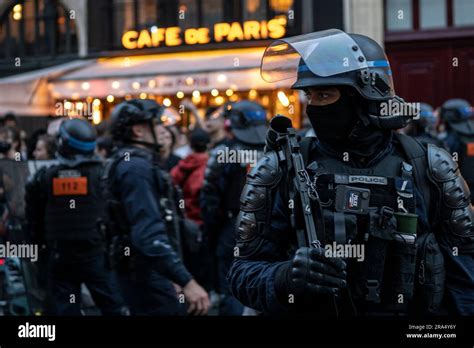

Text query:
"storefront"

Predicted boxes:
[[51, 0, 305, 128], [49, 45, 301, 128], [0, 0, 349, 129]]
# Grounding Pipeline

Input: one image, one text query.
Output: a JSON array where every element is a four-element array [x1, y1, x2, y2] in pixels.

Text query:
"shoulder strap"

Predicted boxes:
[[300, 136, 315, 166], [393, 132, 433, 222]]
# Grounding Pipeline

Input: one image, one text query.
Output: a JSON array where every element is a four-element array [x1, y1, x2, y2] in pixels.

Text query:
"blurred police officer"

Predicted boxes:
[[403, 102, 445, 148], [201, 101, 267, 315], [105, 99, 209, 315], [25, 118, 126, 315], [228, 29, 474, 316], [439, 99, 474, 203]]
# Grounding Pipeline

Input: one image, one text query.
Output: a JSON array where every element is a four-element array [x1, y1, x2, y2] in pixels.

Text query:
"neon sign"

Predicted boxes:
[[122, 17, 287, 49]]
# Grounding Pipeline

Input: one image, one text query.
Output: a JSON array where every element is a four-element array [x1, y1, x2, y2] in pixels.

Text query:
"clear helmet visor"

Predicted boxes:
[[261, 29, 369, 83]]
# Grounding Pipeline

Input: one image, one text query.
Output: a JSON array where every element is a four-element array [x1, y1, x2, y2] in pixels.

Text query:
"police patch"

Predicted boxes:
[[348, 175, 388, 185]]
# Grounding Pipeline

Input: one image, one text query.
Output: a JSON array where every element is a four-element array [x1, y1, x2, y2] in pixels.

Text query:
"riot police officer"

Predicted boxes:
[[228, 29, 474, 315], [25, 118, 126, 315], [403, 102, 445, 148], [201, 101, 267, 315], [439, 99, 474, 203], [105, 99, 209, 315]]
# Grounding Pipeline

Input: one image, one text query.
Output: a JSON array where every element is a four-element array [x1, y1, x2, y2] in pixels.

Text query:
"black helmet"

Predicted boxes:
[[291, 34, 394, 101], [440, 99, 473, 123], [262, 30, 394, 101], [223, 100, 267, 145], [109, 99, 164, 148], [57, 118, 97, 157], [417, 102, 437, 128], [261, 29, 415, 129]]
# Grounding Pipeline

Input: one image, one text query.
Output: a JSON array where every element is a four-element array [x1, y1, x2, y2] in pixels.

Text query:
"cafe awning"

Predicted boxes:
[[0, 60, 94, 116], [49, 47, 292, 99]]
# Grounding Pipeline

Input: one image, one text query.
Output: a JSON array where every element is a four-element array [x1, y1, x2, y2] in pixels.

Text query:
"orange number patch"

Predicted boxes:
[[467, 143, 474, 157], [53, 177, 88, 196]]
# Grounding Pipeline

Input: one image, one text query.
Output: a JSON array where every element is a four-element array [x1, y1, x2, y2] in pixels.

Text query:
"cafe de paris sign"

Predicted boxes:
[[121, 17, 287, 49]]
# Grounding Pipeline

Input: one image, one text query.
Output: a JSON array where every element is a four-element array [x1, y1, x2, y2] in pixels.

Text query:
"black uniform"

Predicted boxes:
[[105, 99, 192, 315], [25, 119, 125, 315], [228, 29, 474, 316], [200, 101, 267, 315]]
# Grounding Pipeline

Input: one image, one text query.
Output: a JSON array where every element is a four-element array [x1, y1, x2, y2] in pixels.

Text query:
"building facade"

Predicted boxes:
[[3, 0, 471, 126]]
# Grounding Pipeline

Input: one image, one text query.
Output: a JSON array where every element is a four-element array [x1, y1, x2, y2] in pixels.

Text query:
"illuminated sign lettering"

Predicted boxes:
[[122, 17, 287, 49]]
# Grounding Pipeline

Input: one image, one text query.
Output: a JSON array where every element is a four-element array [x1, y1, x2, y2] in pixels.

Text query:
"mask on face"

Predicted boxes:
[[306, 90, 359, 148], [0, 141, 11, 154]]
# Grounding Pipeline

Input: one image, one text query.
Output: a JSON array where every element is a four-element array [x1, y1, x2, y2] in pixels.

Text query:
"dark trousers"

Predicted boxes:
[[115, 256, 187, 316], [47, 249, 125, 316], [183, 232, 214, 292], [216, 217, 244, 316]]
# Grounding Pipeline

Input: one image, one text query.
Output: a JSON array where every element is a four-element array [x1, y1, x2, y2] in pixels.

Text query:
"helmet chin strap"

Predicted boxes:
[[363, 96, 415, 130], [127, 120, 162, 152]]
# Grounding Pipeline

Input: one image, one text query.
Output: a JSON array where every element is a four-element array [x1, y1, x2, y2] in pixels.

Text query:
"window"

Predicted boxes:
[[179, 0, 199, 29], [138, 0, 158, 28], [202, 0, 223, 27], [420, 0, 446, 29], [453, 0, 474, 27], [243, 0, 267, 21], [0, 0, 77, 59], [386, 0, 413, 31], [385, 0, 474, 34]]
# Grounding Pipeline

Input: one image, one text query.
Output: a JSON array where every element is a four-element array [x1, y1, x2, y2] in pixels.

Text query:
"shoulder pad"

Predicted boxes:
[[427, 144, 458, 182], [246, 151, 281, 187]]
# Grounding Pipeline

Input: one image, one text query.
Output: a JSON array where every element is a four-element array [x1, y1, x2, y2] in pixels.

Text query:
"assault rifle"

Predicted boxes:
[[265, 115, 325, 249]]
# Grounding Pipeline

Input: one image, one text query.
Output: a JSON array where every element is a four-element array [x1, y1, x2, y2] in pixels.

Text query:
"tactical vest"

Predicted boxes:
[[292, 136, 444, 314], [43, 162, 104, 242], [101, 148, 182, 258]]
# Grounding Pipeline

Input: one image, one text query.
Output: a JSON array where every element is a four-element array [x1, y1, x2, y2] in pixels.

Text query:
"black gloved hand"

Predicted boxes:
[[275, 247, 347, 304]]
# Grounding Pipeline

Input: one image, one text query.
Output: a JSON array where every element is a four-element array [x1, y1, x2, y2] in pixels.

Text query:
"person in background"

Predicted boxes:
[[204, 107, 230, 149], [169, 125, 191, 159], [171, 128, 212, 291], [402, 102, 445, 148], [3, 113, 18, 129], [0, 126, 21, 160], [96, 136, 114, 159], [171, 128, 210, 224], [32, 134, 56, 161], [1, 113, 27, 159], [156, 125, 181, 171]]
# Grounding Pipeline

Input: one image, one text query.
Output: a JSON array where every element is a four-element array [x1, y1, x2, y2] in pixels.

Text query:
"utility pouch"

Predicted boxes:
[[322, 209, 358, 244], [412, 232, 445, 314], [382, 239, 417, 310], [352, 207, 396, 303]]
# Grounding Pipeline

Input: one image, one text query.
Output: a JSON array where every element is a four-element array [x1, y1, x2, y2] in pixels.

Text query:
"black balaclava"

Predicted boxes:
[[306, 87, 391, 160]]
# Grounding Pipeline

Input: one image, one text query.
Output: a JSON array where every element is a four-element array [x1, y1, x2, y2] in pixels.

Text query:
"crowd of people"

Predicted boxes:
[[0, 93, 473, 316]]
